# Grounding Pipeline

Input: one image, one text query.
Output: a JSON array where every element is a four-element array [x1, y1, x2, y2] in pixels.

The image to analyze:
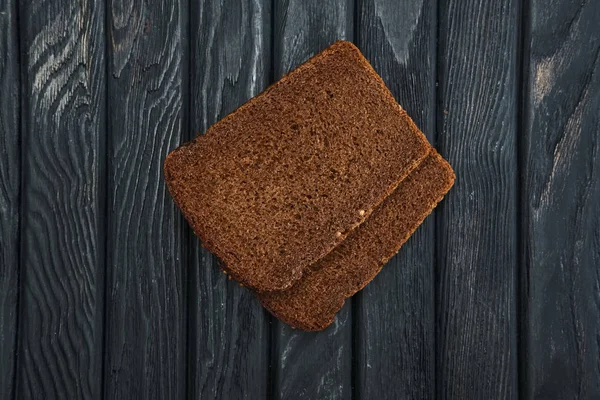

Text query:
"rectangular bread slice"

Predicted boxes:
[[164, 41, 430, 292], [258, 150, 455, 330]]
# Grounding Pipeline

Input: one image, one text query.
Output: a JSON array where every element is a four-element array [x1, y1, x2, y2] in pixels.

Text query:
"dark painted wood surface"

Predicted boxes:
[[104, 1, 185, 398], [2, 0, 599, 399], [521, 0, 600, 399], [0, 0, 20, 398], [17, 0, 106, 398], [436, 0, 519, 398]]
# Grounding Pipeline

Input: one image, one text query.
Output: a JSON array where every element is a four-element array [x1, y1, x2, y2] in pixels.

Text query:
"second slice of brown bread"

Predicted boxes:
[[258, 151, 455, 331], [164, 41, 430, 292]]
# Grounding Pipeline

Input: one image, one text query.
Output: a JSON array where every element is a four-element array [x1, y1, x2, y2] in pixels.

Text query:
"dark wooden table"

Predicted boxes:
[[1, 0, 599, 398]]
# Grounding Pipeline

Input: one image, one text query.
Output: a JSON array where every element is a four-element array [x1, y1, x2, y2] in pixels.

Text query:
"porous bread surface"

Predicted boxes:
[[259, 151, 455, 331], [164, 41, 430, 292]]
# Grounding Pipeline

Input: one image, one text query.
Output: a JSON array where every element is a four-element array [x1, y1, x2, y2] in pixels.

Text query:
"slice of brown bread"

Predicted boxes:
[[164, 41, 430, 292], [258, 150, 455, 331]]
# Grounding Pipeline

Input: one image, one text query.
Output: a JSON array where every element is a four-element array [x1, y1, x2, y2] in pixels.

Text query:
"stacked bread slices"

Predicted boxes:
[[164, 41, 454, 331]]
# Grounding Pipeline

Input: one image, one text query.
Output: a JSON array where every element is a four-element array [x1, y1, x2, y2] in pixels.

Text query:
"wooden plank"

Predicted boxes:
[[104, 0, 186, 398], [0, 1, 20, 398], [521, 0, 600, 398], [355, 0, 436, 398], [187, 0, 270, 398], [272, 1, 353, 399], [436, 0, 519, 398], [17, 0, 106, 398]]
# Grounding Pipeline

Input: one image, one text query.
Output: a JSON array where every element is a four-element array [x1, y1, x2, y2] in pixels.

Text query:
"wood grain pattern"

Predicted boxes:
[[18, 0, 106, 398], [188, 0, 270, 398], [273, 1, 353, 399], [522, 0, 600, 398], [436, 0, 519, 398], [1, 1, 599, 398], [355, 0, 437, 398], [0, 1, 20, 398], [104, 0, 185, 398]]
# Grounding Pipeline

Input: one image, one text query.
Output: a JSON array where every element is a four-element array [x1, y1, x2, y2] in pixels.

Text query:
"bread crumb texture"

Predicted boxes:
[[259, 151, 454, 331], [164, 41, 431, 292]]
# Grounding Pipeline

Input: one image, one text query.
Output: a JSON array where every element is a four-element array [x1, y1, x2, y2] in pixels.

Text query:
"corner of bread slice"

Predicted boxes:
[[428, 149, 456, 190], [217, 258, 302, 293], [163, 140, 192, 181], [163, 149, 178, 183], [328, 39, 360, 53], [260, 297, 340, 332]]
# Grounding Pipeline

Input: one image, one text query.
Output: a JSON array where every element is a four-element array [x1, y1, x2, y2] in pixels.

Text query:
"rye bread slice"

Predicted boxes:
[[258, 151, 455, 331], [164, 41, 430, 292]]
